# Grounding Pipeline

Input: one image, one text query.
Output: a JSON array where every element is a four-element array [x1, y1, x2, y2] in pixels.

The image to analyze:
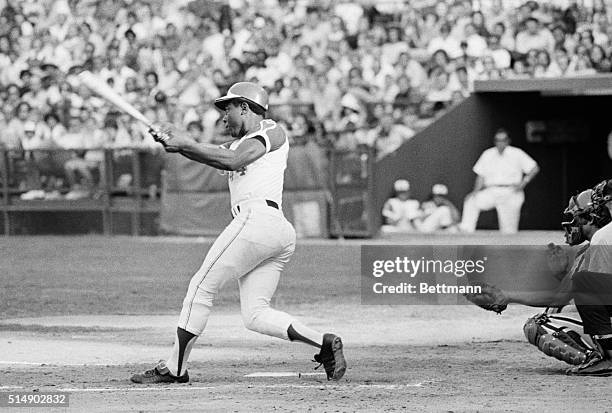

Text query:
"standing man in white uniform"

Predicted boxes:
[[130, 82, 346, 384], [459, 128, 539, 233]]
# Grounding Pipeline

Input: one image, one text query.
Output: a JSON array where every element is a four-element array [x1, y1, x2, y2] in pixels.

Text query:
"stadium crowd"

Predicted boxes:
[[0, 0, 611, 199]]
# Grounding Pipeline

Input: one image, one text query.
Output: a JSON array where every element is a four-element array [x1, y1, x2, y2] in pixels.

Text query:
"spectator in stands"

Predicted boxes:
[[63, 115, 106, 200], [486, 35, 511, 70], [459, 128, 539, 234], [19, 118, 68, 200], [515, 16, 555, 55], [381, 179, 422, 233], [428, 23, 462, 60], [392, 74, 414, 112], [533, 50, 559, 77], [425, 68, 453, 107], [567, 53, 598, 76], [7, 101, 32, 148], [589, 45, 611, 73], [333, 93, 368, 151], [491, 21, 515, 52], [464, 23, 488, 58], [448, 65, 473, 97], [366, 111, 415, 159]]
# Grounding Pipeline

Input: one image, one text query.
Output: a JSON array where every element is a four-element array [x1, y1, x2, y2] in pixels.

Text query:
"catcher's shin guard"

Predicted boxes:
[[524, 312, 597, 365], [537, 333, 588, 365]]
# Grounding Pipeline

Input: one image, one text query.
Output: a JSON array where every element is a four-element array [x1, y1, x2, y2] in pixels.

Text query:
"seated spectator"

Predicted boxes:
[[428, 23, 462, 60], [63, 116, 107, 200], [392, 74, 414, 112], [333, 94, 368, 151], [19, 119, 68, 200], [471, 11, 490, 38], [508, 59, 531, 79], [413, 184, 461, 233], [448, 65, 473, 97], [381, 179, 422, 233], [425, 68, 453, 106], [567, 54, 598, 76], [394, 51, 427, 90], [515, 16, 555, 55], [361, 112, 414, 159], [589, 44, 611, 73], [486, 35, 511, 70], [476, 55, 504, 80], [491, 21, 515, 52], [552, 49, 571, 76], [533, 49, 561, 78], [464, 23, 488, 58]]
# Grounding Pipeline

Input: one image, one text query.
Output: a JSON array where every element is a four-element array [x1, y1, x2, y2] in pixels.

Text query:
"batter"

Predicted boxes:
[[130, 82, 346, 383]]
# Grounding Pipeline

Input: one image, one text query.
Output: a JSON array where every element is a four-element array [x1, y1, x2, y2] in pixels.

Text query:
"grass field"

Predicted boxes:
[[1, 234, 610, 412]]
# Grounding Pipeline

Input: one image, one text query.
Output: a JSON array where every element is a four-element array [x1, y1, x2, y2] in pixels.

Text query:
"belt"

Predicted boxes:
[[486, 184, 517, 188], [231, 199, 279, 218]]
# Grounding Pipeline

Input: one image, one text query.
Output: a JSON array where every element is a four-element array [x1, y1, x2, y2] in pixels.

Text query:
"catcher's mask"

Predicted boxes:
[[562, 215, 590, 245], [562, 190, 594, 245], [562, 189, 612, 245]]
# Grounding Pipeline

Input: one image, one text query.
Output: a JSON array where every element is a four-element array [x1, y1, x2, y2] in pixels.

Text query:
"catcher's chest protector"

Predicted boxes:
[[524, 312, 597, 365]]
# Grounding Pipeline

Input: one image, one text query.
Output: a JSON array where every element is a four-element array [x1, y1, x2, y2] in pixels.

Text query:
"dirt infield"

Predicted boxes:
[[1, 234, 610, 412]]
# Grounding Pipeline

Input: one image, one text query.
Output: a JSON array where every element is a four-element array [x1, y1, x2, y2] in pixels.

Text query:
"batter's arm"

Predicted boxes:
[[177, 124, 285, 170], [150, 124, 267, 171], [176, 138, 266, 171]]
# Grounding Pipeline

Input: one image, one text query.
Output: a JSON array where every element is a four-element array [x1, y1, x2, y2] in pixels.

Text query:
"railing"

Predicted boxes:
[[0, 148, 163, 235], [327, 146, 377, 238]]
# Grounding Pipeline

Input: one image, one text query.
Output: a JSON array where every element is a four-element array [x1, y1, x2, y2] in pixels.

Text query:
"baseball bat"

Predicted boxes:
[[78, 71, 154, 129]]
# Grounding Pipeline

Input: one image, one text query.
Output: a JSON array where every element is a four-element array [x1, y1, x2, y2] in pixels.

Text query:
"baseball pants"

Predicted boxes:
[[572, 271, 612, 337], [178, 202, 296, 339], [460, 187, 524, 233]]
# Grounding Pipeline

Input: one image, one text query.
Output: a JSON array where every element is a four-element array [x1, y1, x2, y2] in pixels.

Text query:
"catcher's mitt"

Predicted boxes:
[[463, 283, 508, 314]]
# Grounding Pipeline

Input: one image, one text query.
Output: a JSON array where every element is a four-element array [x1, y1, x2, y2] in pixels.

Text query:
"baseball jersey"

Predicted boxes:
[[227, 119, 288, 209], [473, 146, 537, 187], [584, 221, 612, 273], [382, 198, 421, 223]]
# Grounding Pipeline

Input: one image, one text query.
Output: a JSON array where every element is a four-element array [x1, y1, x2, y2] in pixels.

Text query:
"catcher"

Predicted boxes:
[[465, 186, 612, 376]]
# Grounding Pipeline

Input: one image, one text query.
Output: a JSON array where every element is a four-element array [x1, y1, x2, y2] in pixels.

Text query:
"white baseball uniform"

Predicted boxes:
[[460, 145, 538, 233], [381, 197, 421, 232], [177, 119, 297, 338], [163, 119, 331, 377]]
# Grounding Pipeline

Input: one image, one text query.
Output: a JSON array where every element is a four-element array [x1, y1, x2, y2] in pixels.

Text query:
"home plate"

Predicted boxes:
[[244, 372, 327, 378]]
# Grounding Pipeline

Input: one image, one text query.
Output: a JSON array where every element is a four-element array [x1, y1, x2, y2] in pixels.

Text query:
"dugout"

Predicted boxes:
[[374, 75, 612, 231]]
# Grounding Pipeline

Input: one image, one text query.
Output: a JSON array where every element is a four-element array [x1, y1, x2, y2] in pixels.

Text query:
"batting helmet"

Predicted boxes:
[[214, 82, 269, 112]]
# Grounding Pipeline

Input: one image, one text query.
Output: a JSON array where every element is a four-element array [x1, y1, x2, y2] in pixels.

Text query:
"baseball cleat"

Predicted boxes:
[[130, 361, 189, 384], [566, 355, 612, 377], [313, 333, 346, 381]]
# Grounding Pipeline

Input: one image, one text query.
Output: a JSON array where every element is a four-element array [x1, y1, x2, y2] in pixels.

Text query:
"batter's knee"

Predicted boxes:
[[242, 314, 257, 332], [241, 301, 271, 332], [183, 277, 218, 311]]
